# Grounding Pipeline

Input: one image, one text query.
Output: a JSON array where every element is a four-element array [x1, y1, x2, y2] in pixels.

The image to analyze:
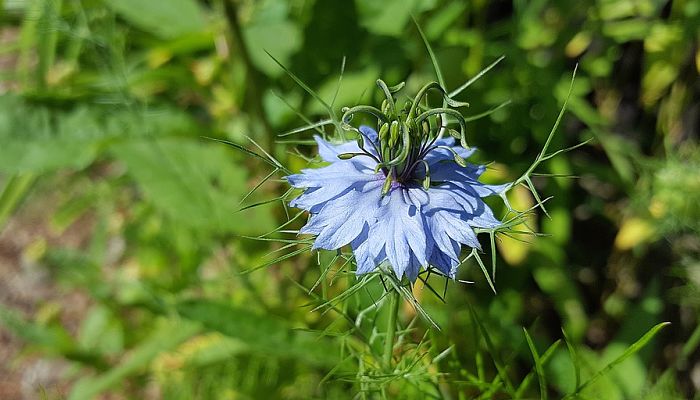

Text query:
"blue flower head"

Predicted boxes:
[[286, 81, 510, 281]]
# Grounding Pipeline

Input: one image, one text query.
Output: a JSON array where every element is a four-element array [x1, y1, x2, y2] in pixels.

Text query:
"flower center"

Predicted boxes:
[[339, 79, 472, 194]]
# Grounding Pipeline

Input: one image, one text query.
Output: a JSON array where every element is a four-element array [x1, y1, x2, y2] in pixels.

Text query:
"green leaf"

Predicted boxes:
[[466, 302, 516, 395], [0, 173, 34, 230], [523, 328, 548, 400], [0, 98, 100, 172], [110, 138, 275, 235], [175, 300, 341, 367], [0, 304, 75, 354], [356, 0, 435, 37], [565, 322, 671, 399], [307, 67, 379, 115], [103, 0, 205, 39], [242, 1, 302, 77], [0, 95, 197, 173], [562, 328, 581, 391], [69, 319, 200, 400], [78, 305, 124, 356]]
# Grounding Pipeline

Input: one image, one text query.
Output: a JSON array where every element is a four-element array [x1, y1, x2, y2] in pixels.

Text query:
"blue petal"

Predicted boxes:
[[426, 212, 464, 260], [359, 125, 378, 144], [424, 143, 477, 166], [287, 160, 375, 189], [425, 185, 500, 230], [368, 187, 433, 279], [309, 185, 383, 250], [315, 135, 361, 162], [470, 182, 510, 197], [429, 247, 459, 278], [429, 161, 485, 182], [293, 177, 383, 212], [352, 227, 387, 275], [434, 210, 481, 248], [404, 253, 424, 282], [314, 135, 379, 168]]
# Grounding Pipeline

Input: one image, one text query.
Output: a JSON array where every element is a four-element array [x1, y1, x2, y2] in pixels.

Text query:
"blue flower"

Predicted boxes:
[[286, 124, 509, 281]]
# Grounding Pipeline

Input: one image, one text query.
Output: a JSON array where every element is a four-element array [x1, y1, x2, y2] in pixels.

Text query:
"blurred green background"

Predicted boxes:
[[0, 0, 698, 398]]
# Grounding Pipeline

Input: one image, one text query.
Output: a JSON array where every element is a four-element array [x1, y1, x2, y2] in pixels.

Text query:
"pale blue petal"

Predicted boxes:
[[426, 212, 463, 260], [314, 135, 379, 168], [311, 186, 382, 250], [287, 161, 375, 189], [404, 253, 423, 282], [425, 142, 477, 165], [470, 182, 511, 197], [370, 187, 432, 278], [359, 125, 378, 144], [314, 135, 361, 162], [429, 248, 459, 278]]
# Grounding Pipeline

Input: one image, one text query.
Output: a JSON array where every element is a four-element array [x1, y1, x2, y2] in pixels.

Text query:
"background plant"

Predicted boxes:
[[0, 0, 698, 399]]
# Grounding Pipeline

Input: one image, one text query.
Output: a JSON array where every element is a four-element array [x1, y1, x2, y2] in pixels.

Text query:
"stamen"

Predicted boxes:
[[341, 79, 472, 186], [419, 160, 431, 190]]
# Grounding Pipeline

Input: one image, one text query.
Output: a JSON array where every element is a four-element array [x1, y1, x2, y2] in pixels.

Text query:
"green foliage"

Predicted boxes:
[[103, 0, 206, 39], [111, 138, 275, 234]]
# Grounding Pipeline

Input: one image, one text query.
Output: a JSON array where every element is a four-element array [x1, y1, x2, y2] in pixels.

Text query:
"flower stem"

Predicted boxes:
[[383, 288, 400, 370]]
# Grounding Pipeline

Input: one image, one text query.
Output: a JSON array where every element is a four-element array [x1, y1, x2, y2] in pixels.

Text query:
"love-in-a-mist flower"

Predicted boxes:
[[287, 81, 510, 281]]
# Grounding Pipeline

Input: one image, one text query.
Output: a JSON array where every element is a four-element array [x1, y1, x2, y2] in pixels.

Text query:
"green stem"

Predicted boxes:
[[222, 0, 274, 147], [383, 288, 400, 370]]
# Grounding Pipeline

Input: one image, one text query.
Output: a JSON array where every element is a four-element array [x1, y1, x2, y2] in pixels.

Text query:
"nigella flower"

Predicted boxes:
[[286, 81, 510, 281]]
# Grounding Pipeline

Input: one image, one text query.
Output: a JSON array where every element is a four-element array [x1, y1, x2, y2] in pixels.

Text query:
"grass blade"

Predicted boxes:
[[565, 322, 670, 398], [466, 302, 516, 395], [523, 328, 547, 400], [562, 328, 581, 391]]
